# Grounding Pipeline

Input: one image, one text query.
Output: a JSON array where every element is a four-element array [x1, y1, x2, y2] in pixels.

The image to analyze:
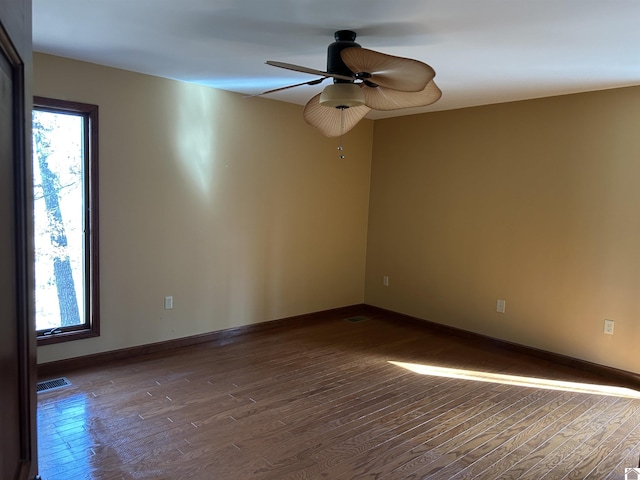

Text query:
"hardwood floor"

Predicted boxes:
[[37, 309, 640, 479]]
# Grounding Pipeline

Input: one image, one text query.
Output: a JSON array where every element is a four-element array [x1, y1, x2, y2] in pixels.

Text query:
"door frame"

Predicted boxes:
[[0, 2, 38, 479]]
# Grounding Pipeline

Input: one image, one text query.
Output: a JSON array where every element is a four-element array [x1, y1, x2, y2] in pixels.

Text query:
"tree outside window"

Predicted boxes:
[[33, 97, 99, 343]]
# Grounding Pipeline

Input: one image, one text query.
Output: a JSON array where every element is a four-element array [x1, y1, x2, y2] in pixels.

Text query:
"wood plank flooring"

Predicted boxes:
[[37, 310, 640, 479]]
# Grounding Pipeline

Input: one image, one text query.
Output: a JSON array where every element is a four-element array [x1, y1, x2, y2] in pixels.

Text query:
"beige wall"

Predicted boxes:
[[34, 53, 373, 364], [34, 52, 640, 375], [366, 86, 640, 374]]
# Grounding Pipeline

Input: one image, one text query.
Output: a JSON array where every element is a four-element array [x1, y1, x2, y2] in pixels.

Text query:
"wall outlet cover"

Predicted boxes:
[[604, 319, 614, 335], [164, 296, 173, 310]]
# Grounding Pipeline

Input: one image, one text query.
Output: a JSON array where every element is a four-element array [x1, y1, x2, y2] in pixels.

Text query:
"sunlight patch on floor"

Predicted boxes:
[[389, 361, 640, 399]]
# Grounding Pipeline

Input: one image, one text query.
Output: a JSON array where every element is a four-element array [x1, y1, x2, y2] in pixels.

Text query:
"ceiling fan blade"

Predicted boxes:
[[246, 77, 327, 98], [362, 80, 442, 111], [341, 47, 435, 92], [303, 94, 371, 137], [266, 61, 354, 82]]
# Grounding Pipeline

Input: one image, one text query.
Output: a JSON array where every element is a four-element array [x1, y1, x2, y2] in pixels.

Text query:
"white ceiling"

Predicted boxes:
[[32, 0, 640, 120]]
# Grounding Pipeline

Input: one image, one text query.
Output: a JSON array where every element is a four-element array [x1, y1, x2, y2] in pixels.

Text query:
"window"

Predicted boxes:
[[32, 97, 99, 344]]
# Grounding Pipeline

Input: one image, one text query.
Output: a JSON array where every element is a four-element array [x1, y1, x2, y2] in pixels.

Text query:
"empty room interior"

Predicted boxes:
[[24, 2, 640, 479]]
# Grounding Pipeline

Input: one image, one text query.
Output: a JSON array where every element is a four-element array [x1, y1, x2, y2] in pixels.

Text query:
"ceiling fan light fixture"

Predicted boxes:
[[319, 83, 365, 108]]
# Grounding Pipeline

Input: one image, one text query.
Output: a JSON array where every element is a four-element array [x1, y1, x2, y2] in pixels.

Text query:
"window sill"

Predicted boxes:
[[37, 328, 99, 346]]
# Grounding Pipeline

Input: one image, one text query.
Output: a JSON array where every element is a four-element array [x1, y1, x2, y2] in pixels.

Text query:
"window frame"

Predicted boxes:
[[33, 96, 100, 345]]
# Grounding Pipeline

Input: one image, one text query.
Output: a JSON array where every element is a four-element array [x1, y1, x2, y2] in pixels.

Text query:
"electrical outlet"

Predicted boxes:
[[496, 299, 506, 314], [164, 296, 173, 310], [383, 276, 389, 287], [604, 319, 614, 335]]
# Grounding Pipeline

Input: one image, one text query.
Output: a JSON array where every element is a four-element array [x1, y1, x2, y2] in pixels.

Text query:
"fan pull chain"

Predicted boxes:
[[338, 107, 345, 159]]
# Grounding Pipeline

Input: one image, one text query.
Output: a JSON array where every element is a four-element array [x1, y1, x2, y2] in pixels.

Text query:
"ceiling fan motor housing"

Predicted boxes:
[[327, 30, 360, 83]]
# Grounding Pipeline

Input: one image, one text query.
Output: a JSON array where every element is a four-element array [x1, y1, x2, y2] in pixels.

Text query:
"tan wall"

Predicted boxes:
[[34, 53, 373, 364], [366, 86, 640, 374], [35, 52, 640, 375]]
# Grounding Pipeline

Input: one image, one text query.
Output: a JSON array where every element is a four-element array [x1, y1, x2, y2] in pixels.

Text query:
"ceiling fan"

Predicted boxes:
[[262, 30, 441, 139]]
